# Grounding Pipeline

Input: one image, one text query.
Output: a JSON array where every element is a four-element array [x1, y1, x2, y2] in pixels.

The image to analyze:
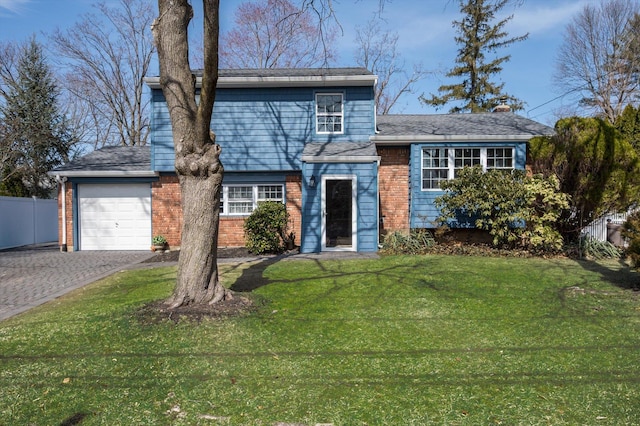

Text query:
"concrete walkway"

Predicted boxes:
[[0, 243, 155, 321]]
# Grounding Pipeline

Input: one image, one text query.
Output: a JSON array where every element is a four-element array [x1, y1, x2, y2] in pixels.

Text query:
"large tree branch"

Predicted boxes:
[[198, 0, 219, 132], [152, 0, 198, 153]]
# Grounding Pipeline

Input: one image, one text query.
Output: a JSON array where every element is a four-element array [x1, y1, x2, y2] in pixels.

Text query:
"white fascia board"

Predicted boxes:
[[216, 75, 377, 88], [370, 134, 534, 143], [143, 77, 160, 88], [302, 155, 381, 163], [48, 171, 159, 178], [144, 75, 378, 89]]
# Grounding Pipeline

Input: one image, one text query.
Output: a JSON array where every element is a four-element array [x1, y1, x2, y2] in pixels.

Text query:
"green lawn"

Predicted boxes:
[[1, 255, 639, 425]]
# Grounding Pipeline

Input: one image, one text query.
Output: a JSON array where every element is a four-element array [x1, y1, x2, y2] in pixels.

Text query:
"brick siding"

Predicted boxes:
[[58, 182, 74, 251], [151, 175, 183, 248], [377, 146, 410, 234], [285, 174, 302, 246], [151, 173, 303, 249]]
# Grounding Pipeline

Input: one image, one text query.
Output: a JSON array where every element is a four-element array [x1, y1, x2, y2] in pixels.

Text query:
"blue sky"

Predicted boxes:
[[0, 0, 596, 125]]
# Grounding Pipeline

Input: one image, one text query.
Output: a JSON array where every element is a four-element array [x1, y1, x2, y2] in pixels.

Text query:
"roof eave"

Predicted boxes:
[[370, 134, 545, 143], [144, 74, 378, 89], [302, 155, 380, 163], [48, 170, 158, 178]]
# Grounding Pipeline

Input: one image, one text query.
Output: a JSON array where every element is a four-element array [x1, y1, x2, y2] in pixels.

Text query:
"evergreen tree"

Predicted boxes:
[[615, 104, 640, 152], [0, 38, 76, 198], [529, 116, 640, 240], [422, 0, 527, 113]]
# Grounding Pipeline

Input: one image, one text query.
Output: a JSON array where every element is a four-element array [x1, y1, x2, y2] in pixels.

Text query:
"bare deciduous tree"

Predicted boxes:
[[220, 0, 337, 69], [152, 0, 389, 309], [354, 18, 429, 114], [555, 0, 640, 123], [152, 0, 229, 308], [0, 41, 19, 104], [49, 0, 155, 147]]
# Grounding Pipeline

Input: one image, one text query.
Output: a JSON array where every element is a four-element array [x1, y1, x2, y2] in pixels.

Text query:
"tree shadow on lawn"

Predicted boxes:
[[228, 257, 281, 292], [138, 255, 436, 324], [137, 255, 314, 324], [576, 258, 640, 291], [228, 254, 409, 293]]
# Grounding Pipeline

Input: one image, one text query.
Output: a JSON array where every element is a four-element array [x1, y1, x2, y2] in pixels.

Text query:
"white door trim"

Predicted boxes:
[[321, 174, 357, 252]]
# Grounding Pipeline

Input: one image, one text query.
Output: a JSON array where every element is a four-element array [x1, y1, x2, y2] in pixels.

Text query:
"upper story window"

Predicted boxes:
[[220, 184, 284, 216], [422, 147, 514, 190], [316, 93, 343, 134]]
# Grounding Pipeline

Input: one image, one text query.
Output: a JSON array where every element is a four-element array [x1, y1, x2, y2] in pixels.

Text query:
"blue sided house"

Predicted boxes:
[[50, 68, 554, 252]]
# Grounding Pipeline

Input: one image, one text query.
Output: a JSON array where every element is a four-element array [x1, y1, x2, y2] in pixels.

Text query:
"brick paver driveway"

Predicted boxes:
[[0, 244, 155, 321]]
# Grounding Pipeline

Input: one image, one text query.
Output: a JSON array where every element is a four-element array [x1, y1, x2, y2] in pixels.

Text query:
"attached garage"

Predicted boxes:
[[77, 183, 152, 250], [49, 146, 155, 252]]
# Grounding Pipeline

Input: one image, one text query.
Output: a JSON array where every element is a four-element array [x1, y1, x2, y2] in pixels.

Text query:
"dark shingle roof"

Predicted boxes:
[[303, 142, 377, 157], [51, 146, 151, 174], [375, 113, 554, 138], [302, 142, 379, 163]]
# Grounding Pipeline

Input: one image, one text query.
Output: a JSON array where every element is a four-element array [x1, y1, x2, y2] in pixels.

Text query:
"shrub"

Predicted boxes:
[[435, 167, 569, 252], [520, 174, 569, 253], [622, 211, 640, 267], [381, 229, 436, 255], [529, 117, 640, 240], [152, 235, 167, 245], [243, 201, 289, 254], [577, 235, 622, 260]]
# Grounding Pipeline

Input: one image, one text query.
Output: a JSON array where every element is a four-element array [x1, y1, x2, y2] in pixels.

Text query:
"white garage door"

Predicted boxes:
[[78, 184, 151, 250]]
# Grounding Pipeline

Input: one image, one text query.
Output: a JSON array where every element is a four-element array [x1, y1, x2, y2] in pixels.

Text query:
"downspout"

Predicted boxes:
[[55, 175, 68, 252]]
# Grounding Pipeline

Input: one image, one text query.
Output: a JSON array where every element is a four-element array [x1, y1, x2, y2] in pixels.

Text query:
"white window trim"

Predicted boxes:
[[316, 92, 344, 135], [421, 147, 515, 191], [220, 184, 285, 216]]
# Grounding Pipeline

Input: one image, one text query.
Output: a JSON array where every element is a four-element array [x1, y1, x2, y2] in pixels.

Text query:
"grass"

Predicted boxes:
[[0, 255, 639, 425]]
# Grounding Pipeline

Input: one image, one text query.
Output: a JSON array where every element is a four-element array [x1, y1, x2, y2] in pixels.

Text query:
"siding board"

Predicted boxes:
[[150, 86, 376, 172]]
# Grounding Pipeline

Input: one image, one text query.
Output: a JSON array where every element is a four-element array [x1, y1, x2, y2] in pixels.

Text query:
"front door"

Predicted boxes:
[[322, 176, 357, 251]]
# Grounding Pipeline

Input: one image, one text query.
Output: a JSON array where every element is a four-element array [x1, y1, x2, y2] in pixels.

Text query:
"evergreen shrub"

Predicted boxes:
[[622, 211, 640, 267], [244, 201, 289, 254]]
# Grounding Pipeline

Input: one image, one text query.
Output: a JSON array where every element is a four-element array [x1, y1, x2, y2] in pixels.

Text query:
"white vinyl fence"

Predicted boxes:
[[581, 211, 631, 246], [0, 196, 58, 250]]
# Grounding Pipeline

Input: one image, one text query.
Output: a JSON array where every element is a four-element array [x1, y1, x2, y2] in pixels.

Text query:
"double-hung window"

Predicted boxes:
[[227, 186, 254, 215], [422, 148, 449, 190], [220, 184, 284, 215], [421, 147, 514, 190], [316, 93, 343, 134]]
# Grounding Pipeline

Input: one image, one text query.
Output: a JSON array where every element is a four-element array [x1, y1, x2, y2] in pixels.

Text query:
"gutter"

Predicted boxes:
[[301, 155, 381, 164], [370, 134, 537, 144], [48, 170, 159, 178]]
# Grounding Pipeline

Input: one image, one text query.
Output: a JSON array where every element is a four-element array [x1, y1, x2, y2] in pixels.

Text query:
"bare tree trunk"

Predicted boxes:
[[167, 153, 228, 307], [153, 0, 231, 308]]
